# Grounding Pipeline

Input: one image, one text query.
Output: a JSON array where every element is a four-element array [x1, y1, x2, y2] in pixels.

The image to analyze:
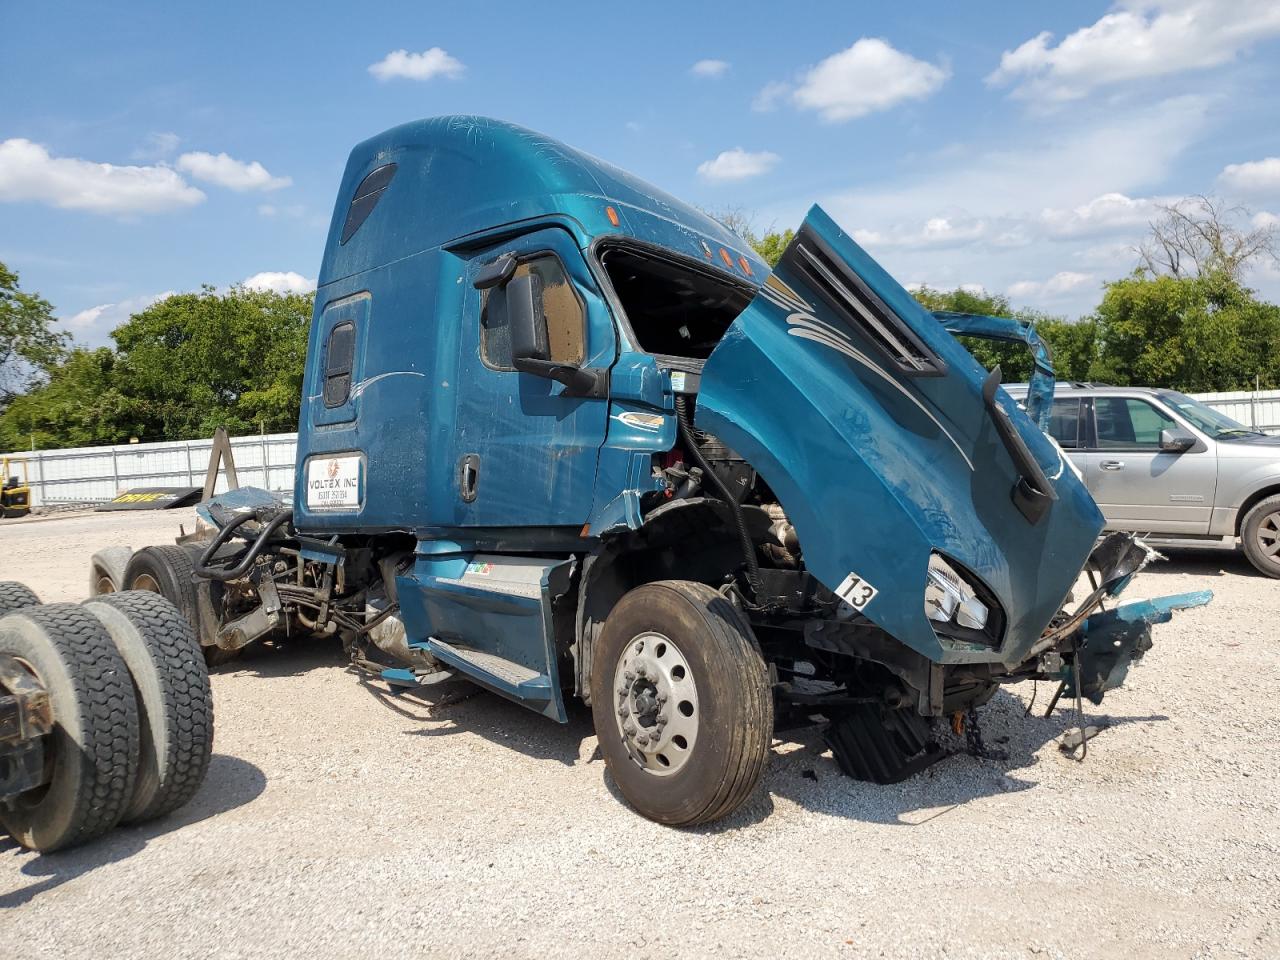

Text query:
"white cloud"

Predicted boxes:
[[0, 138, 205, 216], [751, 95, 1211, 317], [690, 59, 729, 78], [696, 148, 781, 183], [241, 271, 315, 295], [177, 152, 291, 192], [988, 0, 1280, 102], [752, 81, 791, 113], [1038, 191, 1169, 238], [368, 47, 464, 82], [1219, 156, 1280, 195], [65, 292, 177, 340], [1252, 211, 1280, 230], [853, 215, 989, 250], [1008, 272, 1095, 300], [790, 38, 948, 122]]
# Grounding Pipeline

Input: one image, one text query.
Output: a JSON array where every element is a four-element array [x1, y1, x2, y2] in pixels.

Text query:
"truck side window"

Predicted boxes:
[[599, 245, 751, 362], [1094, 397, 1176, 449], [482, 255, 585, 370], [1047, 398, 1082, 448], [323, 321, 356, 407]]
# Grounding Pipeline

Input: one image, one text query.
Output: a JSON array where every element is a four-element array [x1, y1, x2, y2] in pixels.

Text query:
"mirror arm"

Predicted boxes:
[[513, 358, 609, 399]]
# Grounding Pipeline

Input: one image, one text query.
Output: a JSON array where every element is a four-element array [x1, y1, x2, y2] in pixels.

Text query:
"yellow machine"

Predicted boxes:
[[1, 456, 31, 518]]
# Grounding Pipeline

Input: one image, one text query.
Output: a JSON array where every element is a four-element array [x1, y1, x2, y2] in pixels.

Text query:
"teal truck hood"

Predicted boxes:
[[695, 205, 1105, 667]]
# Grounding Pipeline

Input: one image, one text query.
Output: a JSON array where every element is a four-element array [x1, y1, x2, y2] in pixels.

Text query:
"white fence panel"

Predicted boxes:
[[2, 432, 297, 507], [1189, 389, 1280, 434], [4, 387, 1278, 509]]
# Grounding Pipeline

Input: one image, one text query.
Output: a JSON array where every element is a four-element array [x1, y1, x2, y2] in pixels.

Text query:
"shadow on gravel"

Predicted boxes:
[[1140, 548, 1260, 579], [0, 753, 266, 908], [695, 688, 1170, 833], [357, 672, 600, 767], [209, 637, 347, 679]]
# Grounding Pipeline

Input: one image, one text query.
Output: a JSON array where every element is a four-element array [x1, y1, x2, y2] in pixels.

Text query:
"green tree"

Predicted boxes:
[[1090, 271, 1280, 391], [748, 228, 795, 268], [110, 285, 312, 440], [0, 261, 69, 409], [703, 207, 795, 267], [910, 286, 1099, 383], [0, 348, 132, 450]]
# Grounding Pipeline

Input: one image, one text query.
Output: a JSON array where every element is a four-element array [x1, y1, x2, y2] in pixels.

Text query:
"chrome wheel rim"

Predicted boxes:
[[612, 631, 699, 777], [1257, 510, 1280, 561]]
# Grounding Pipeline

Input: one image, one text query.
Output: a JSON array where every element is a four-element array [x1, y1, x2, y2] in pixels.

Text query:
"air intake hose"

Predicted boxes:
[[674, 394, 762, 599]]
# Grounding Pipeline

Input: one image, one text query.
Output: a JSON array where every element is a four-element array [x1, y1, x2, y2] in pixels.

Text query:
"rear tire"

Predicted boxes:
[[122, 545, 236, 666], [0, 604, 140, 852], [82, 592, 214, 824], [590, 580, 773, 827], [0, 581, 41, 617], [1241, 495, 1280, 579]]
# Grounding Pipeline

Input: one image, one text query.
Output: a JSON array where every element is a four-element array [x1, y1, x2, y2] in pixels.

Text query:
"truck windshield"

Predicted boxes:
[[600, 245, 751, 362], [1161, 391, 1262, 438]]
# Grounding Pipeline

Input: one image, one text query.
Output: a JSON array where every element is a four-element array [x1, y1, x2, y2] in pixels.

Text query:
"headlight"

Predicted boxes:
[[925, 554, 989, 630]]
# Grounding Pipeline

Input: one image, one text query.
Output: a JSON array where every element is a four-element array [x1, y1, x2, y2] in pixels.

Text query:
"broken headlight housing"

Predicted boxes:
[[925, 554, 1004, 648]]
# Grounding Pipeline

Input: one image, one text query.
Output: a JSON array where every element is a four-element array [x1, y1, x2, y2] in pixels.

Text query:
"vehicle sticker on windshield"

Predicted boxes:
[[836, 572, 878, 611]]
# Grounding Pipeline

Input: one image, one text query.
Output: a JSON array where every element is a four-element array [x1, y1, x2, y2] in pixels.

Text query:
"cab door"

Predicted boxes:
[[449, 227, 615, 528], [1084, 395, 1216, 533]]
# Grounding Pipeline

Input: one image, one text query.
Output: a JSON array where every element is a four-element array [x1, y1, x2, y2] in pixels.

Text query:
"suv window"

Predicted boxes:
[[1094, 397, 1177, 449], [1047, 398, 1083, 449], [481, 254, 585, 370]]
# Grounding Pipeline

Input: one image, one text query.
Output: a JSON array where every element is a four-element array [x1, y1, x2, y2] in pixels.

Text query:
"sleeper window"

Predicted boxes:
[[323, 321, 356, 407], [481, 255, 585, 369]]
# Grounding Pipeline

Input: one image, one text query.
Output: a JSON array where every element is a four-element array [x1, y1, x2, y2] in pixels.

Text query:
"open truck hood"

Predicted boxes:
[[695, 206, 1105, 667]]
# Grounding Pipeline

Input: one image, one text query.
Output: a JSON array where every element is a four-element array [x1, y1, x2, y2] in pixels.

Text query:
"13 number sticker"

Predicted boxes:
[[836, 572, 878, 611]]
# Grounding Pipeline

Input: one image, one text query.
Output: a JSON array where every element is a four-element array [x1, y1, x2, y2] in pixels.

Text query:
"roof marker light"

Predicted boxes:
[[719, 248, 734, 268], [605, 206, 620, 227], [738, 257, 753, 276]]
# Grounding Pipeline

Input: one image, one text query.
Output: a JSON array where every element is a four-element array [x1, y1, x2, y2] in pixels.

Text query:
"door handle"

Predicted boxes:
[[458, 453, 480, 502], [1100, 460, 1125, 471]]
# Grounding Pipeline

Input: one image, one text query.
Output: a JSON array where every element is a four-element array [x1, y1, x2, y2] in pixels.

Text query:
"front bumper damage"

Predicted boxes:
[[822, 533, 1211, 782], [1030, 533, 1212, 703]]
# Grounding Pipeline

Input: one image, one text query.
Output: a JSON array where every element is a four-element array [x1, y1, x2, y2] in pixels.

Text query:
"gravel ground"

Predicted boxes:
[[1, 509, 1277, 959]]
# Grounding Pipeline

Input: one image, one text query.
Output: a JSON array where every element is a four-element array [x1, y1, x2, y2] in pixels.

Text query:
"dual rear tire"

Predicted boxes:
[[0, 584, 213, 852]]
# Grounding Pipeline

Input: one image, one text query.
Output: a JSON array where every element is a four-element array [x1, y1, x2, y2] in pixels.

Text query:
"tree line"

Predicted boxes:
[[1, 196, 1277, 450]]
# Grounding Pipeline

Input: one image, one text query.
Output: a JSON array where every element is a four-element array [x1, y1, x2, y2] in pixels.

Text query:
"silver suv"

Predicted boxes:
[[1006, 383, 1280, 577]]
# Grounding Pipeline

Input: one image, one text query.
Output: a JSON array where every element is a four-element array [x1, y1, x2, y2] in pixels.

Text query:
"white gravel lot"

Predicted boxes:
[[0, 509, 1277, 959]]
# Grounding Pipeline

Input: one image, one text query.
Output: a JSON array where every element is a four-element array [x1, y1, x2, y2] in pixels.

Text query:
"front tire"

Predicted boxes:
[[590, 581, 773, 826], [1241, 495, 1280, 579], [0, 604, 140, 851]]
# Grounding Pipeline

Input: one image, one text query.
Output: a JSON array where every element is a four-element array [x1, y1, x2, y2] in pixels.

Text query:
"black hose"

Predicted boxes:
[[194, 509, 294, 581], [674, 395, 762, 598]]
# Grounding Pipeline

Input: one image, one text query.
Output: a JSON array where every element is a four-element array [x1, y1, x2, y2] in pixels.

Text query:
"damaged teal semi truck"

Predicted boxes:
[[93, 117, 1209, 826]]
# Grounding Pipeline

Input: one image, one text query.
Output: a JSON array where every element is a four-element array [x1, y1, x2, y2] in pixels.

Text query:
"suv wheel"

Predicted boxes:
[[1241, 494, 1280, 579]]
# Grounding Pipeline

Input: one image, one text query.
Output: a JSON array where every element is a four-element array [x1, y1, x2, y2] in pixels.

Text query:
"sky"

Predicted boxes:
[[3, 0, 1280, 346]]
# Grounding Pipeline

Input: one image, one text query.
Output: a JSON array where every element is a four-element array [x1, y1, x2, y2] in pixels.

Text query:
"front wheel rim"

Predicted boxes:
[[1257, 511, 1280, 560], [611, 631, 699, 777]]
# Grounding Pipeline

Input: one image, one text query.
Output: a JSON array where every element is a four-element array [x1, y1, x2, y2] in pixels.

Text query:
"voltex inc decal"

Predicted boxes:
[[306, 455, 361, 509]]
